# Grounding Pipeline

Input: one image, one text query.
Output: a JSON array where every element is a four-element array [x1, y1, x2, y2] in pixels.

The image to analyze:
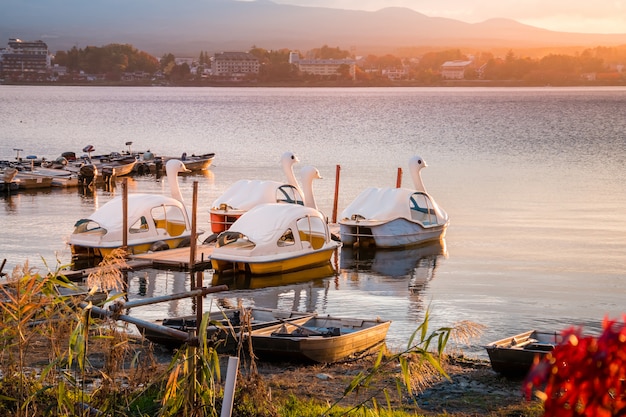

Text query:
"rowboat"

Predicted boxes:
[[136, 307, 315, 351], [210, 203, 341, 275], [247, 315, 391, 363], [484, 330, 562, 377], [339, 156, 449, 248]]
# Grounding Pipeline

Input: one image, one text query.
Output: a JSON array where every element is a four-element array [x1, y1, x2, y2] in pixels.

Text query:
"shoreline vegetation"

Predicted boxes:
[[0, 257, 543, 417], [4, 42, 626, 87]]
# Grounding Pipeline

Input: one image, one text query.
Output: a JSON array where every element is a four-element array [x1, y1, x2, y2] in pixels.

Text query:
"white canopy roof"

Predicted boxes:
[[211, 179, 299, 212], [340, 187, 447, 224], [86, 194, 186, 230], [229, 203, 325, 246]]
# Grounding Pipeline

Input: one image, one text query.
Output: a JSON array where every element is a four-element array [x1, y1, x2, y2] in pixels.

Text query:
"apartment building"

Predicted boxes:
[[0, 38, 51, 77], [289, 52, 356, 79], [440, 60, 473, 79], [212, 52, 260, 79]]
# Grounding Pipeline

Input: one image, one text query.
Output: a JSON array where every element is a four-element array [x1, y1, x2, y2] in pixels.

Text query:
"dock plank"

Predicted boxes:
[[130, 244, 215, 270]]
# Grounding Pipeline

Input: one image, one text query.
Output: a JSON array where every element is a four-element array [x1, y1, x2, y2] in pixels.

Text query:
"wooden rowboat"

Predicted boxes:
[[247, 315, 391, 363], [484, 330, 562, 377]]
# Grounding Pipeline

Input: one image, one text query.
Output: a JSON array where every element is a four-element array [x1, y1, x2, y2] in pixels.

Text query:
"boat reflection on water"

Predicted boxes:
[[211, 262, 337, 290], [340, 239, 448, 292]]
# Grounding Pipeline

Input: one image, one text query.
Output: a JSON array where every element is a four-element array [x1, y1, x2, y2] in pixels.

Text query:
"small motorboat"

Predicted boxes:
[[135, 307, 315, 351], [178, 152, 215, 171], [68, 159, 198, 259], [247, 315, 391, 363], [339, 155, 449, 248], [79, 145, 138, 177], [208, 151, 303, 235], [210, 203, 341, 275], [484, 330, 562, 377]]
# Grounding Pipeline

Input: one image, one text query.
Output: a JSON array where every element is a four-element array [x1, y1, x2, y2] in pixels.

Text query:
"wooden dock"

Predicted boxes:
[[60, 245, 215, 281], [129, 244, 215, 270]]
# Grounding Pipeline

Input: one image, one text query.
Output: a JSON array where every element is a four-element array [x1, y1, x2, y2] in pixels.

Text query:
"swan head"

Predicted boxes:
[[300, 165, 322, 182], [408, 155, 427, 171], [280, 151, 299, 168], [166, 159, 191, 176]]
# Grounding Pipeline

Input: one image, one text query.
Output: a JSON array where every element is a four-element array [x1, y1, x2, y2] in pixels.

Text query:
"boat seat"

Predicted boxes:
[[299, 231, 325, 249], [154, 219, 186, 236]]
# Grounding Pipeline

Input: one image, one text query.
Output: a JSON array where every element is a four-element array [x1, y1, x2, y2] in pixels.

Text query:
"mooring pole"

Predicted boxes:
[[396, 167, 402, 188], [122, 177, 128, 251], [189, 181, 198, 273], [332, 164, 341, 223]]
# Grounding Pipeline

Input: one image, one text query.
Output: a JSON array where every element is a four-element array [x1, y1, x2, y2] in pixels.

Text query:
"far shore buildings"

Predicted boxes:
[[0, 38, 51, 79]]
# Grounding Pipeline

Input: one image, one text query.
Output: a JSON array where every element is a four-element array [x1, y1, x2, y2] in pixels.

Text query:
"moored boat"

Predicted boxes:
[[208, 151, 302, 235], [339, 156, 449, 248], [178, 152, 215, 171], [136, 307, 315, 351], [210, 203, 340, 275], [68, 159, 199, 259], [484, 330, 562, 377], [247, 315, 391, 363]]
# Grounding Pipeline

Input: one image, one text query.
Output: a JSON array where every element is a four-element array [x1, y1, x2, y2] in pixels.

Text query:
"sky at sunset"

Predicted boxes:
[[268, 0, 626, 34]]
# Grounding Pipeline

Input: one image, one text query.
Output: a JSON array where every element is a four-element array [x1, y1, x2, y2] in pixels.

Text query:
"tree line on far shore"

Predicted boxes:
[[49, 43, 626, 85]]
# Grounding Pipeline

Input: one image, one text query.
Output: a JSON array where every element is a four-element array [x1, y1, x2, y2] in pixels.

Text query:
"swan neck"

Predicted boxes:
[[411, 168, 427, 193]]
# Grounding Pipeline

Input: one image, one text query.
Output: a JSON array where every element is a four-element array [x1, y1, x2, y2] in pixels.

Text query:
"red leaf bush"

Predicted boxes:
[[524, 316, 626, 416]]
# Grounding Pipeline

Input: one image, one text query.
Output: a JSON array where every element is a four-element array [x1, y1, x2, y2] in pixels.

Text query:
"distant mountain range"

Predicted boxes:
[[2, 0, 626, 56]]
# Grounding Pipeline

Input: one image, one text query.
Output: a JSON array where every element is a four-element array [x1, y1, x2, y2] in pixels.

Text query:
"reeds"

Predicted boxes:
[[0, 254, 224, 416]]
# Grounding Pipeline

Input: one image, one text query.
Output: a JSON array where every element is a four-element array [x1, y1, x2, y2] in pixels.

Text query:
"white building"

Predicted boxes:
[[289, 52, 355, 79], [440, 60, 473, 79], [0, 38, 51, 77], [213, 52, 259, 79]]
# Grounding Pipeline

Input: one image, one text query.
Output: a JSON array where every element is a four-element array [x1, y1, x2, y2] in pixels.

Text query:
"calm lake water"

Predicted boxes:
[[1, 86, 625, 357]]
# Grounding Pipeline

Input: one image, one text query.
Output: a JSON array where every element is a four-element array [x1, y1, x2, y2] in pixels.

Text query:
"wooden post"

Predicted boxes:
[[122, 177, 128, 251], [189, 181, 198, 273], [332, 164, 341, 223], [396, 167, 402, 188], [189, 182, 204, 339]]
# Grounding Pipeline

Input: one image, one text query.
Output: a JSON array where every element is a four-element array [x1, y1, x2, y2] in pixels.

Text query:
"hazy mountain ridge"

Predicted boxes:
[[2, 0, 625, 56]]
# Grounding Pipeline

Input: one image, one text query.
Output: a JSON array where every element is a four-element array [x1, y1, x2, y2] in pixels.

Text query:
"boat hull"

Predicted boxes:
[[248, 316, 391, 363], [339, 218, 447, 248], [70, 236, 189, 259], [211, 247, 337, 275], [485, 330, 561, 377]]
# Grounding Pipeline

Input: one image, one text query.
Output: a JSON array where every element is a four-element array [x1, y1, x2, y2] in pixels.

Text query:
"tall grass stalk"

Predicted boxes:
[[158, 311, 220, 417]]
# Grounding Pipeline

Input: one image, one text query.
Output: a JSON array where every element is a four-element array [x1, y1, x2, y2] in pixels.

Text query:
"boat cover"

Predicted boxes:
[[340, 187, 447, 225], [83, 194, 186, 231], [228, 203, 326, 246], [211, 180, 302, 211]]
